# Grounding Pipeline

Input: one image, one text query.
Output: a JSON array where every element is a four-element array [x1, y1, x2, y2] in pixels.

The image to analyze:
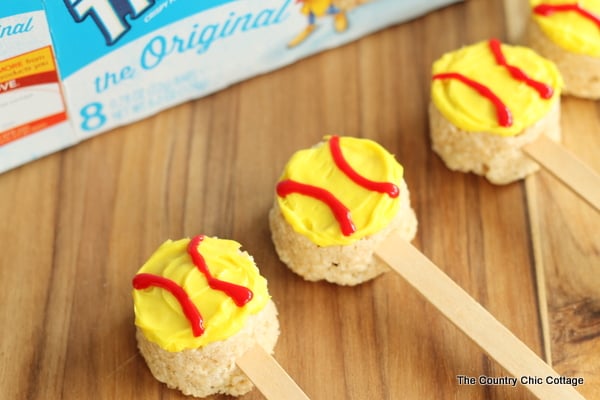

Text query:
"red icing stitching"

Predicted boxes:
[[432, 72, 513, 127], [329, 135, 400, 198], [133, 273, 205, 336], [432, 39, 558, 127], [133, 235, 253, 338], [187, 235, 253, 307], [534, 3, 600, 29], [277, 179, 356, 236], [276, 136, 400, 237], [488, 38, 554, 99]]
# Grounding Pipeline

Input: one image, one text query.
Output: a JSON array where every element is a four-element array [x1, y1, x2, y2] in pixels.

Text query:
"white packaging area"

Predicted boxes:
[[0, 0, 461, 174], [0, 4, 75, 173]]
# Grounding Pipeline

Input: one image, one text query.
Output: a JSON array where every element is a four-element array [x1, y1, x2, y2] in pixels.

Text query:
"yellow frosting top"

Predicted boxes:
[[431, 39, 562, 136], [132, 236, 270, 352], [276, 136, 403, 247], [531, 0, 600, 57]]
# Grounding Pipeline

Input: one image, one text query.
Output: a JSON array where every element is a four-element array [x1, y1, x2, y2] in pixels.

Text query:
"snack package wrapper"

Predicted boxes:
[[0, 0, 462, 173]]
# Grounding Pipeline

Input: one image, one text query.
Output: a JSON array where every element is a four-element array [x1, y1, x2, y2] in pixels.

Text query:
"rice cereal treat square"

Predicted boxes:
[[429, 39, 563, 184], [269, 135, 418, 286], [132, 235, 280, 398], [526, 0, 600, 99]]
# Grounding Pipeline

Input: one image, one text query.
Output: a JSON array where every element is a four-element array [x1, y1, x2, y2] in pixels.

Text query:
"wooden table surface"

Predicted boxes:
[[1, 1, 598, 399]]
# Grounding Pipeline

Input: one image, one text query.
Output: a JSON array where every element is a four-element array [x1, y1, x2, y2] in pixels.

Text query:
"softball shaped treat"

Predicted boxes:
[[132, 235, 279, 398], [429, 38, 563, 184], [526, 0, 600, 99], [269, 135, 418, 286]]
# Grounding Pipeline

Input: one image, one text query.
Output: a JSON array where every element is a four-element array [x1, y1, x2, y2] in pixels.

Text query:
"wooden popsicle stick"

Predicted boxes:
[[236, 344, 311, 400], [375, 232, 586, 400], [523, 135, 600, 212]]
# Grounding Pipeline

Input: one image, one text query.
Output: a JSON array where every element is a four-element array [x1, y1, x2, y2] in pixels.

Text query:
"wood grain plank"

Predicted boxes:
[[523, 135, 600, 212], [503, 1, 600, 398], [526, 97, 600, 400], [0, 155, 61, 400]]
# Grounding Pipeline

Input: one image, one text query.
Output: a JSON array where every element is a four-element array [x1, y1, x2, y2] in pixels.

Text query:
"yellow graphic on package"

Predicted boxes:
[[0, 46, 67, 146]]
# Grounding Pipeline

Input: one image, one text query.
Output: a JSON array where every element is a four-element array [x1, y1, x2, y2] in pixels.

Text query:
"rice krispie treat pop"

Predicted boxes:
[[132, 235, 307, 399], [268, 136, 586, 399], [526, 0, 600, 99], [429, 38, 563, 185], [269, 135, 417, 286]]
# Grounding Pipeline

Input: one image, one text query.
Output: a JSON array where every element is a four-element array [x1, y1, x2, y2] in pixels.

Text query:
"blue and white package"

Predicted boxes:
[[1, 0, 461, 173]]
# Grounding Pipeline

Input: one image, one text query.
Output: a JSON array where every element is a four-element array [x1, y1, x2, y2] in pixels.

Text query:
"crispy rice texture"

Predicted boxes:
[[428, 100, 561, 184], [137, 300, 279, 398], [526, 20, 600, 100], [269, 179, 418, 286]]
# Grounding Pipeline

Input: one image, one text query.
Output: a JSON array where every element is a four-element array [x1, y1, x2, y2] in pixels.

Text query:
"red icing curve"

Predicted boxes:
[[133, 235, 253, 338], [533, 3, 600, 29], [277, 179, 357, 236], [328, 135, 400, 198], [488, 38, 554, 99], [276, 136, 401, 237], [432, 72, 513, 127], [432, 39, 558, 127], [187, 235, 253, 307], [133, 273, 205, 337]]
